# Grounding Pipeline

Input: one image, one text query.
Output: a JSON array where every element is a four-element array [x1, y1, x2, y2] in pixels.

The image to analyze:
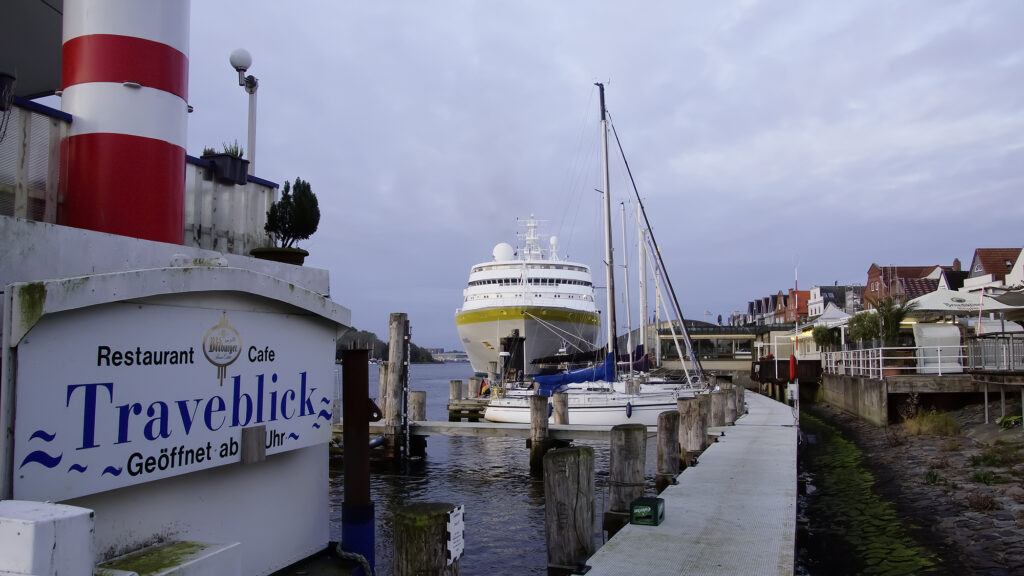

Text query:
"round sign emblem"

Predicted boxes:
[[203, 314, 241, 385], [951, 297, 967, 304]]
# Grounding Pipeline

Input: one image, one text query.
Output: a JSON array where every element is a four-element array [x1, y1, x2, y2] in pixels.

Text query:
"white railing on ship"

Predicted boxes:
[[822, 345, 966, 379]]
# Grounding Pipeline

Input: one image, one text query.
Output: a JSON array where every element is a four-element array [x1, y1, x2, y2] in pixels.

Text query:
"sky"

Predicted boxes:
[[185, 1, 1024, 350]]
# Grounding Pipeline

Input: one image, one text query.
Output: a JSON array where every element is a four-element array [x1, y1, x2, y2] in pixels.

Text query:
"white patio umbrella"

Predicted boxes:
[[906, 289, 1016, 315]]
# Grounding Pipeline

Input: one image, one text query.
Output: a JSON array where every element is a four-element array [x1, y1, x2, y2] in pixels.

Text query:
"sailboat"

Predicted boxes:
[[484, 84, 706, 426]]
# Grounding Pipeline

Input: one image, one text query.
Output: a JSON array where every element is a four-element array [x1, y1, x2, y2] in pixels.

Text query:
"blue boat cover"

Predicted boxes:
[[533, 353, 614, 396]]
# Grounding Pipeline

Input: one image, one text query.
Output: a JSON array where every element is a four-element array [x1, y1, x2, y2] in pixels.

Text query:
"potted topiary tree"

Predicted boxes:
[[201, 140, 249, 185], [250, 177, 320, 265]]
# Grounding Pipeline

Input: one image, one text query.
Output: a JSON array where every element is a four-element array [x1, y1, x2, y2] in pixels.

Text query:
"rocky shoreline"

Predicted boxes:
[[807, 399, 1024, 575]]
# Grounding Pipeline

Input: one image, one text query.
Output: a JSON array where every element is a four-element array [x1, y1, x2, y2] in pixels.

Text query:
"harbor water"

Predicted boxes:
[[332, 362, 663, 575]]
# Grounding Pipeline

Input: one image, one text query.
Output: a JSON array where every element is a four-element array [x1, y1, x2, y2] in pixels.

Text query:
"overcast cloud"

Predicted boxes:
[[186, 1, 1024, 349]]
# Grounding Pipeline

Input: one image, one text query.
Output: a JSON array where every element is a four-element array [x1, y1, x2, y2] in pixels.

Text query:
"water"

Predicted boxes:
[[332, 362, 663, 576], [796, 412, 942, 575]]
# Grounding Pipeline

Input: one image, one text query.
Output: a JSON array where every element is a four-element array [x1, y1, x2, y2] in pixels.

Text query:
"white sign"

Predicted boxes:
[[13, 303, 336, 501], [446, 504, 465, 565]]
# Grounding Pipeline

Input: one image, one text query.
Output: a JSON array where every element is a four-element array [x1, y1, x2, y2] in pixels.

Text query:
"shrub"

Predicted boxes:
[[925, 470, 942, 485], [903, 410, 960, 437], [265, 177, 320, 248], [971, 470, 995, 485], [969, 442, 1023, 467], [966, 492, 1001, 511]]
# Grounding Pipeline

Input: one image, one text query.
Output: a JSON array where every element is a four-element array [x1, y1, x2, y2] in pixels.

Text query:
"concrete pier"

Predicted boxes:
[[580, 391, 797, 575]]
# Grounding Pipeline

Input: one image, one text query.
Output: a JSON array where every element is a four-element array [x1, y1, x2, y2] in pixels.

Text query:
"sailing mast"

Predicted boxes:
[[621, 202, 633, 376], [596, 82, 617, 366], [638, 206, 647, 361]]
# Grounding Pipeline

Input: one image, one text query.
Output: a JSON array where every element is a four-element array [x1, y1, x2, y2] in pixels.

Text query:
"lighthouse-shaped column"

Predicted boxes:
[[61, 0, 190, 243]]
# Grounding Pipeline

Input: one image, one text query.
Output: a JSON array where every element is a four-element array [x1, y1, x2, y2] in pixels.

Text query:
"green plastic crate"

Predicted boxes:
[[629, 496, 665, 526]]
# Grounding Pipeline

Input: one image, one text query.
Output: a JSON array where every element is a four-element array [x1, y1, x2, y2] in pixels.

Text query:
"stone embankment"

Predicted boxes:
[[813, 400, 1024, 575]]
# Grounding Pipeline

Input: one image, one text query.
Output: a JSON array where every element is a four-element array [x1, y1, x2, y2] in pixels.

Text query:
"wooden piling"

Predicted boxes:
[[468, 377, 481, 398], [724, 385, 737, 424], [341, 349, 376, 571], [656, 410, 680, 493], [677, 397, 703, 466], [409, 390, 428, 458], [393, 502, 460, 576], [378, 360, 389, 417], [487, 361, 498, 389], [529, 395, 550, 475], [410, 391, 427, 422], [544, 446, 595, 575], [697, 393, 712, 450], [710, 390, 726, 428], [384, 313, 409, 458], [552, 392, 569, 425], [603, 423, 646, 538]]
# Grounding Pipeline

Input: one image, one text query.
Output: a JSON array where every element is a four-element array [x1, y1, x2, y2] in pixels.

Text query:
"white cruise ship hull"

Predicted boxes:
[[456, 306, 599, 377]]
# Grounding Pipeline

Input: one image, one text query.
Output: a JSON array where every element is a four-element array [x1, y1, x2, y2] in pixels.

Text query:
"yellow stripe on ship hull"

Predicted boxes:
[[455, 307, 601, 327]]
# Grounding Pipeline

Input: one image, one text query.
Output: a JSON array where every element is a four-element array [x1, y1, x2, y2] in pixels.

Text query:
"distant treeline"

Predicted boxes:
[[335, 327, 437, 364]]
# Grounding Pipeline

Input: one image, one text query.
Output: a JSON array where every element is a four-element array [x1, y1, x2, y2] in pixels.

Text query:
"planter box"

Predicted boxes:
[[202, 153, 249, 186], [250, 247, 308, 266]]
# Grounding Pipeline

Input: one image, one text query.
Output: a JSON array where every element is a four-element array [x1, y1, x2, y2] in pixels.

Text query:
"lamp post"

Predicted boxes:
[[229, 48, 258, 175]]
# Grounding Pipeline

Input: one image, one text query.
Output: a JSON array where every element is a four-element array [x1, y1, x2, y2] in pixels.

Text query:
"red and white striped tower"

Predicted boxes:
[[61, 0, 190, 244]]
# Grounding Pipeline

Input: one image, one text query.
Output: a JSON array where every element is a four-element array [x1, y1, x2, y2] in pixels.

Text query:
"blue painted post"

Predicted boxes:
[[342, 349, 375, 575]]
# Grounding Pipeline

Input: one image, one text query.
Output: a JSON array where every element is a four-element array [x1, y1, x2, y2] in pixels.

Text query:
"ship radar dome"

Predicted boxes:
[[493, 242, 515, 261]]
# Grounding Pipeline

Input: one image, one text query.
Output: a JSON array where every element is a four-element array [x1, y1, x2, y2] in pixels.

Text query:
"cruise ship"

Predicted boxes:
[[455, 216, 601, 378]]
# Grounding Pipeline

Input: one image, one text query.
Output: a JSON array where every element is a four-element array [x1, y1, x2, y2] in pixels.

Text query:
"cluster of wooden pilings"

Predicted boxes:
[[381, 383, 747, 576]]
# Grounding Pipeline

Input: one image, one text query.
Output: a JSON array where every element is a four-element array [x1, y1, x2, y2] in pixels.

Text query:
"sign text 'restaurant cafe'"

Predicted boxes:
[[13, 303, 336, 501]]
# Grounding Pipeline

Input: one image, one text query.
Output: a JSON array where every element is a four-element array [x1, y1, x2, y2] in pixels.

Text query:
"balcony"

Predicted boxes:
[[0, 97, 276, 256]]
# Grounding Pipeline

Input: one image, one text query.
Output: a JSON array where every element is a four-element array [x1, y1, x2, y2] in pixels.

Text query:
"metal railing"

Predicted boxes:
[[822, 345, 966, 379], [1, 98, 277, 257], [966, 333, 1024, 372]]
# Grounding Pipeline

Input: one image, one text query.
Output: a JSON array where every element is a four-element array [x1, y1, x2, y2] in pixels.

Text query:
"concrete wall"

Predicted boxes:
[[821, 374, 888, 426]]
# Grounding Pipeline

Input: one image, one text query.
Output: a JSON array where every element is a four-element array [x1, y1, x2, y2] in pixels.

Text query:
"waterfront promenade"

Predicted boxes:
[[581, 391, 798, 575]]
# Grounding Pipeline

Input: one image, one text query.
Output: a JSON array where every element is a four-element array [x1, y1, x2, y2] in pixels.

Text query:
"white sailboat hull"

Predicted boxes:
[[484, 389, 696, 426]]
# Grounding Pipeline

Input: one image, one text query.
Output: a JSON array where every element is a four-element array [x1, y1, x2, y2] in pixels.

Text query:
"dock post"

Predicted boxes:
[[738, 384, 747, 414], [487, 361, 498, 392], [544, 446, 595, 575], [677, 397, 703, 466], [448, 380, 463, 422], [724, 385, 737, 424], [409, 391, 427, 458], [384, 313, 409, 459], [698, 393, 712, 449], [656, 410, 680, 493], [552, 392, 569, 425], [341, 349, 375, 575], [603, 423, 646, 538], [530, 395, 551, 475], [393, 502, 461, 576], [710, 390, 726, 428], [378, 360, 389, 417], [468, 377, 480, 398]]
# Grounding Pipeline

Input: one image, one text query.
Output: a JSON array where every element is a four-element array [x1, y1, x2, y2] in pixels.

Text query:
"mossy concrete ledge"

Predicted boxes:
[[96, 540, 240, 576]]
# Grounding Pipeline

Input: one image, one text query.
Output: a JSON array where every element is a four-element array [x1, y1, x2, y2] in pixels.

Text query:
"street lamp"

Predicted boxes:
[[229, 48, 258, 175]]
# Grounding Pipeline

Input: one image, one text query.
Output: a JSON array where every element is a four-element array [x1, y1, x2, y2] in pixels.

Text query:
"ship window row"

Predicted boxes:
[[468, 278, 592, 287], [472, 264, 588, 273], [466, 294, 594, 302]]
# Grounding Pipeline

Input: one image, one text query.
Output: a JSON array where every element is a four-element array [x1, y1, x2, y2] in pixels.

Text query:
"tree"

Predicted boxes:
[[265, 177, 320, 248], [869, 296, 919, 347], [812, 326, 835, 351], [848, 312, 879, 345]]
